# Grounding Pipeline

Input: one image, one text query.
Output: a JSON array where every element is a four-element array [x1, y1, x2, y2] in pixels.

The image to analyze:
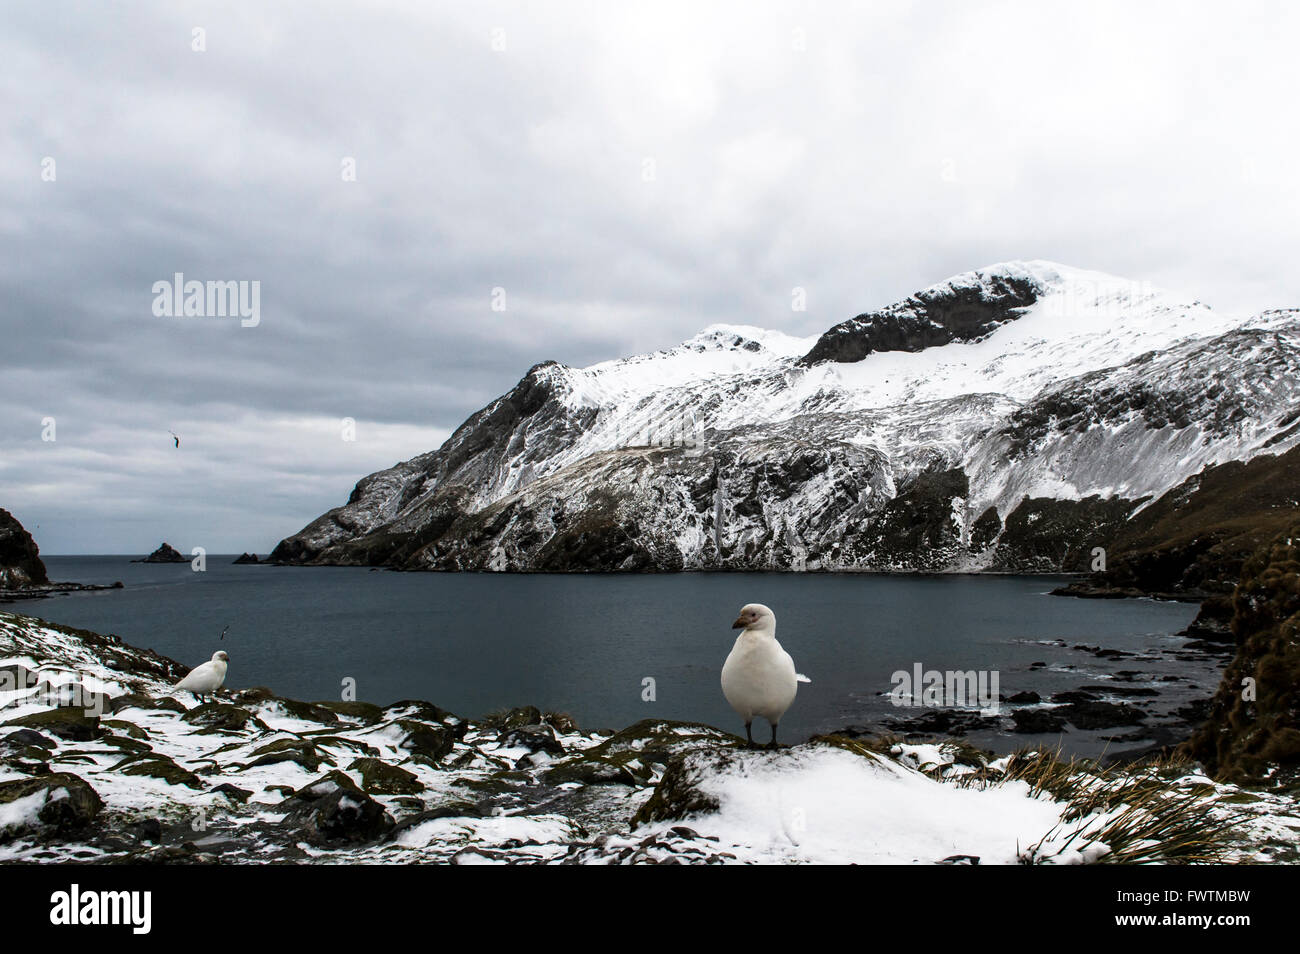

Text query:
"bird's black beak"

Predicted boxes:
[[732, 617, 745, 629]]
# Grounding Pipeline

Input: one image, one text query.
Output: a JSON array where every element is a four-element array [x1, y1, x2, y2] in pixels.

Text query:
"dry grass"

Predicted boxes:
[[955, 747, 1249, 864]]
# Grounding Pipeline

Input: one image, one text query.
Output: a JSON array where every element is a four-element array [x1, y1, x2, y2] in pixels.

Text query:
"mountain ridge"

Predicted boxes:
[[271, 261, 1300, 580]]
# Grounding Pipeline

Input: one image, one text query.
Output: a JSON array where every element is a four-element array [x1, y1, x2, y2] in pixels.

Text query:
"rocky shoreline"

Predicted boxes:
[[0, 581, 124, 605], [2, 610, 1297, 864]]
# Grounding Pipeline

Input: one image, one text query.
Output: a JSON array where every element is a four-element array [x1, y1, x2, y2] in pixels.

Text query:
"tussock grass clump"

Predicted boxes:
[[958, 747, 1247, 864]]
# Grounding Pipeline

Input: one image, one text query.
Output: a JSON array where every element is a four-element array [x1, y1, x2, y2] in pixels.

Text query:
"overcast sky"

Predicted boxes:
[[3, 1, 1298, 554]]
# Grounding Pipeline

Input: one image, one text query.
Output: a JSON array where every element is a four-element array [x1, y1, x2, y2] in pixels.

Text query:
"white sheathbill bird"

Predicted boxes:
[[721, 604, 808, 749], [175, 650, 229, 703]]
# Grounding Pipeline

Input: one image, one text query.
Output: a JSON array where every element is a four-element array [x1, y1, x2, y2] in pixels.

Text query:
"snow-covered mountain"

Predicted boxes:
[[271, 261, 1300, 574]]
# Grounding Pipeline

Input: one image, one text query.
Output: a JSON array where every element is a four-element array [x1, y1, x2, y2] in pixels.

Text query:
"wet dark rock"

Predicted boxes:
[[1010, 709, 1067, 733], [1051, 690, 1099, 704], [1004, 691, 1041, 705], [887, 709, 1001, 737], [543, 712, 580, 734], [102, 718, 149, 740], [1056, 701, 1147, 730], [232, 553, 260, 564], [1079, 685, 1159, 698]]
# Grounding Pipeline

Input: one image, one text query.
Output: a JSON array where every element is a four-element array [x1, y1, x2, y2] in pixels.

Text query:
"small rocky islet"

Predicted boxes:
[[132, 543, 189, 564]]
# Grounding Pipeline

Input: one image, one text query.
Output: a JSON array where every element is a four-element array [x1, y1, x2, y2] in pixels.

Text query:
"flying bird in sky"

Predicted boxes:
[[168, 431, 179, 448]]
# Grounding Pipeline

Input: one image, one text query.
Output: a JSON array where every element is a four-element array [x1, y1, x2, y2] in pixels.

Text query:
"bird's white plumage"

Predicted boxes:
[[175, 651, 228, 697], [721, 604, 802, 727]]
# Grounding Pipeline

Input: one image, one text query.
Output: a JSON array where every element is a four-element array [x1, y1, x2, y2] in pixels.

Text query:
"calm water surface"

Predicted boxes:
[[16, 557, 1206, 756]]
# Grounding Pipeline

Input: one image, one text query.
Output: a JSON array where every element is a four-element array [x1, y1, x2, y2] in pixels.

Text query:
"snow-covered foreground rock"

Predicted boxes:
[[272, 260, 1300, 576], [2, 611, 1295, 864]]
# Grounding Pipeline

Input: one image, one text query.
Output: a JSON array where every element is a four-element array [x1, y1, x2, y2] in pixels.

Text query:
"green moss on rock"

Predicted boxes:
[[348, 757, 424, 795], [4, 707, 103, 742]]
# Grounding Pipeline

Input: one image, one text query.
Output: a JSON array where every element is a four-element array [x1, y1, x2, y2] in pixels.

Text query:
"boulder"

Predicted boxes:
[[278, 771, 394, 845], [243, 738, 331, 772], [0, 773, 102, 839], [348, 757, 424, 795], [1057, 701, 1147, 730], [118, 755, 204, 789], [389, 720, 456, 763], [181, 703, 265, 733], [209, 783, 253, 803], [4, 707, 103, 742], [498, 723, 564, 755], [1010, 709, 1068, 734], [107, 693, 187, 714]]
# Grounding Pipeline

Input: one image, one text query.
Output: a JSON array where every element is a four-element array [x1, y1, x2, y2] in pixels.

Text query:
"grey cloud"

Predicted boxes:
[[2, 0, 1298, 552]]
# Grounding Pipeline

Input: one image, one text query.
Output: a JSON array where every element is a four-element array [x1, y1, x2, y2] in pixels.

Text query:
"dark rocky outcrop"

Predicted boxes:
[[4, 707, 104, 742], [134, 543, 188, 564], [991, 495, 1139, 573], [798, 271, 1040, 365], [849, 467, 969, 570], [232, 553, 260, 564], [0, 509, 48, 588]]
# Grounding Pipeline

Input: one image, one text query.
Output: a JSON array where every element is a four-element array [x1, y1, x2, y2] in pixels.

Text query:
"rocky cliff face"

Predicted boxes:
[[798, 269, 1040, 364], [271, 261, 1300, 575], [0, 510, 48, 589]]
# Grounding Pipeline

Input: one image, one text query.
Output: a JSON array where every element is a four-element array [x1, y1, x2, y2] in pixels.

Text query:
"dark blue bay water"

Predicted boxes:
[[12, 557, 1209, 756]]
